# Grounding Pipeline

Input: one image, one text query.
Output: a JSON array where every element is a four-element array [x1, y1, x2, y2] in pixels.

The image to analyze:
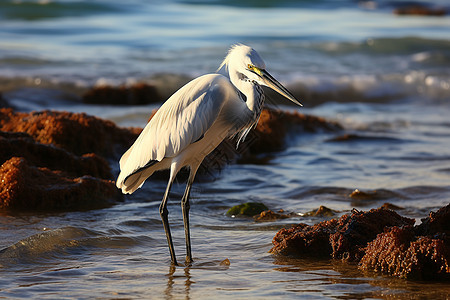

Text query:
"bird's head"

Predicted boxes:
[[218, 44, 303, 107]]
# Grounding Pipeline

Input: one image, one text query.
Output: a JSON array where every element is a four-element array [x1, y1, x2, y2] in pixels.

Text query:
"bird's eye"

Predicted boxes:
[[247, 64, 253, 70]]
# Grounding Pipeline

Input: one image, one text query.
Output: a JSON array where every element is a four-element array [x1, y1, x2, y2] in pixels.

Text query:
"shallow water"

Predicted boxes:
[[1, 98, 450, 298], [1, 0, 450, 298]]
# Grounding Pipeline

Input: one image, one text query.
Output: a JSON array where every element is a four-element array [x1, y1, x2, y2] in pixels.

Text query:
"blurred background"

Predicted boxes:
[[1, 0, 449, 115]]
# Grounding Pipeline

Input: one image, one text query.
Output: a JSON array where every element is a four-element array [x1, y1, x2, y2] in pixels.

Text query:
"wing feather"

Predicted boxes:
[[116, 74, 232, 188]]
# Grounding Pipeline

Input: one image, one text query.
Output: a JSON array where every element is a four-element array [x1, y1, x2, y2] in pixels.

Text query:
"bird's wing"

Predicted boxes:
[[118, 74, 233, 178]]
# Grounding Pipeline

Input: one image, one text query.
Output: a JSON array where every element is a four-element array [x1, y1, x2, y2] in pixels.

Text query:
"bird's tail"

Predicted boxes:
[[116, 146, 159, 194], [116, 167, 155, 194]]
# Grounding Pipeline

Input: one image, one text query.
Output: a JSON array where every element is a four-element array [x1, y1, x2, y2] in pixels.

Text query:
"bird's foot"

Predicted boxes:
[[185, 256, 193, 266]]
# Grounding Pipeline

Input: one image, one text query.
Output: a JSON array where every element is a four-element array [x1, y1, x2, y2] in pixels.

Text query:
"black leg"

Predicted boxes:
[[160, 179, 178, 265], [181, 178, 193, 264], [181, 166, 199, 265]]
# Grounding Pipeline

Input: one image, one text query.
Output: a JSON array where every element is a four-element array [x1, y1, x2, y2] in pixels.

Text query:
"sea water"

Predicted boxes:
[[1, 0, 450, 298]]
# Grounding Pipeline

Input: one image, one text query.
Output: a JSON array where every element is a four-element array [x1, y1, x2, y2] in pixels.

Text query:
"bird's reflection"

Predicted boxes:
[[165, 264, 193, 300], [165, 265, 175, 299]]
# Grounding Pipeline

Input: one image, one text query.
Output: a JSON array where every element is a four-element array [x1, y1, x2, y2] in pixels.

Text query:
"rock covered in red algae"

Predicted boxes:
[[244, 108, 342, 155], [360, 226, 450, 280], [270, 219, 340, 258], [270, 207, 414, 261], [0, 108, 136, 211], [394, 5, 446, 16], [415, 204, 450, 237], [0, 157, 120, 211], [272, 204, 450, 280], [206, 108, 342, 168], [360, 204, 450, 280], [82, 83, 162, 105], [0, 108, 140, 158], [0, 131, 112, 179]]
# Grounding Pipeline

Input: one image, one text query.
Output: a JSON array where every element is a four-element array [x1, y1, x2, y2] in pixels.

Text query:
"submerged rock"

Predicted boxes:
[[303, 205, 337, 217], [227, 202, 269, 217], [254, 210, 291, 221], [254, 206, 338, 222], [380, 202, 403, 211], [348, 188, 377, 200]]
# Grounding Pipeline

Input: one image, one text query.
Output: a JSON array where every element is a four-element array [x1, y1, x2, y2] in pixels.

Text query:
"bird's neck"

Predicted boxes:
[[231, 76, 265, 147], [232, 73, 264, 116]]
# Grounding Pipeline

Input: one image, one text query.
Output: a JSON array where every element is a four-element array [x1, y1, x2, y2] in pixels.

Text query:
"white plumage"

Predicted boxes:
[[116, 44, 302, 265]]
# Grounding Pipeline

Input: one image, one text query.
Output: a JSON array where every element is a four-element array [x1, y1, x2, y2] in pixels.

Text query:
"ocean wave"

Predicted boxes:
[[0, 226, 144, 267], [1, 69, 449, 113], [0, 0, 122, 21], [1, 36, 449, 111], [281, 72, 450, 105], [311, 37, 450, 56]]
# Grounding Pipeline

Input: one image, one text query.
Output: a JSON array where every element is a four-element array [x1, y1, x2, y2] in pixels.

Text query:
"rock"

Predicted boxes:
[[270, 219, 339, 258], [227, 202, 269, 217], [0, 108, 140, 158], [0, 131, 112, 179], [380, 202, 403, 210], [254, 206, 337, 222], [214, 107, 341, 166], [241, 108, 342, 156], [360, 204, 450, 280], [270, 207, 414, 260], [254, 210, 291, 221], [394, 6, 446, 16], [304, 206, 337, 217], [415, 204, 450, 237], [0, 157, 121, 211], [0, 109, 133, 211], [220, 258, 231, 266], [328, 208, 414, 261], [360, 226, 450, 280], [272, 203, 450, 280], [82, 83, 162, 105], [348, 188, 377, 200], [359, 226, 415, 278]]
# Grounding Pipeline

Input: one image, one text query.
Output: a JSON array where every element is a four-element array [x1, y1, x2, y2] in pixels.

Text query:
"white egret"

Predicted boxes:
[[116, 44, 302, 265]]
